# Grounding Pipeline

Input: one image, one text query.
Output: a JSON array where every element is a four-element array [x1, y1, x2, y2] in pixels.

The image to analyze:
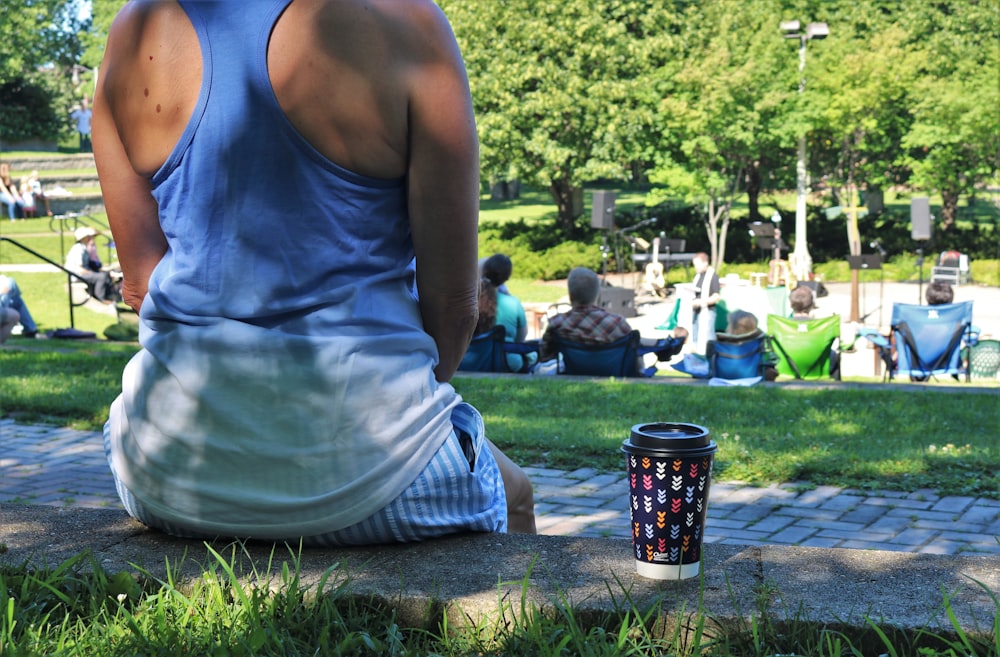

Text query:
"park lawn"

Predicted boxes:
[[453, 376, 1000, 499], [1, 342, 997, 499]]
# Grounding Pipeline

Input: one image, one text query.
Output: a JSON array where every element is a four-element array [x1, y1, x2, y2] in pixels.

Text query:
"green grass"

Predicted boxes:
[[2, 546, 996, 656], [453, 377, 1000, 499], [2, 342, 998, 499]]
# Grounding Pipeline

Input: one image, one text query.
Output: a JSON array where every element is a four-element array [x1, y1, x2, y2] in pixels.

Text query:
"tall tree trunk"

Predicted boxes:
[[549, 178, 581, 232], [745, 163, 762, 222], [717, 202, 731, 267], [940, 188, 959, 231], [703, 198, 731, 268]]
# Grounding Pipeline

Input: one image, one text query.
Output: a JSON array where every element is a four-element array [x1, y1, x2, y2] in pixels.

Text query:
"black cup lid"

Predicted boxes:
[[627, 422, 710, 449]]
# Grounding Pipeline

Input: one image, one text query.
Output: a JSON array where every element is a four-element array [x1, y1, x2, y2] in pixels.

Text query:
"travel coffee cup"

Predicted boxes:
[[622, 423, 717, 580]]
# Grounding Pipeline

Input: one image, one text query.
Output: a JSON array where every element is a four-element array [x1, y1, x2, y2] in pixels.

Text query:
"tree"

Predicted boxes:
[[0, 0, 88, 143], [80, 0, 118, 75], [645, 0, 791, 267], [895, 0, 1000, 231], [0, 0, 86, 81], [808, 21, 921, 256], [902, 71, 999, 231], [440, 0, 680, 231]]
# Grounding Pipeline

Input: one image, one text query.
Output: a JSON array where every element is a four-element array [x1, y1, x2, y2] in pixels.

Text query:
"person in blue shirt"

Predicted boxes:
[[481, 253, 538, 373], [93, 0, 535, 544]]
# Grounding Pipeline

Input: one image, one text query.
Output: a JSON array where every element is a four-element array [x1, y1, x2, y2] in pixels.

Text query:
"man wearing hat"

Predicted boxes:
[[65, 226, 119, 303]]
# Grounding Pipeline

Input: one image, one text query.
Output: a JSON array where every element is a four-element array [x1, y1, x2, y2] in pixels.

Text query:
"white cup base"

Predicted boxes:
[[635, 559, 701, 580]]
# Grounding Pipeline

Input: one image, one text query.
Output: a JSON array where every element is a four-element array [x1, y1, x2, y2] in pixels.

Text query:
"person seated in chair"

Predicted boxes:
[[722, 309, 761, 338], [699, 309, 769, 383], [65, 227, 121, 303], [481, 253, 537, 373], [473, 276, 498, 336], [926, 281, 953, 306], [788, 284, 840, 379], [789, 284, 816, 320], [539, 267, 634, 363]]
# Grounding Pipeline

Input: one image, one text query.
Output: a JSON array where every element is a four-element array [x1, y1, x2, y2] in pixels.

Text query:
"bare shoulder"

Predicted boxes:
[[105, 0, 192, 54], [310, 0, 463, 67], [100, 0, 201, 177]]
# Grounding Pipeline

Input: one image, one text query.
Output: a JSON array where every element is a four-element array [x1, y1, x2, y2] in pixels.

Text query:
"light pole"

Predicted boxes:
[[781, 20, 828, 283]]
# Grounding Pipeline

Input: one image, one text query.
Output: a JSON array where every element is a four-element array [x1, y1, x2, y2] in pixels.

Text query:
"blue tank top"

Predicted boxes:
[[106, 0, 460, 538]]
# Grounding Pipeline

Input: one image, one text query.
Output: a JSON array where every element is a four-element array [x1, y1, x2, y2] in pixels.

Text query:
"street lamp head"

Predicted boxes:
[[780, 20, 801, 32], [806, 22, 829, 40]]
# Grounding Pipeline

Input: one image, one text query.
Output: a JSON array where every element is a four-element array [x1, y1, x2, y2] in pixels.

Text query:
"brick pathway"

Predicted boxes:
[[2, 420, 998, 556], [527, 466, 1000, 556]]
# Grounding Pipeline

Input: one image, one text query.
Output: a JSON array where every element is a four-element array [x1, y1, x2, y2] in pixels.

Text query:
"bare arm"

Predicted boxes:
[[93, 86, 166, 310], [92, 3, 196, 313], [404, 5, 480, 383]]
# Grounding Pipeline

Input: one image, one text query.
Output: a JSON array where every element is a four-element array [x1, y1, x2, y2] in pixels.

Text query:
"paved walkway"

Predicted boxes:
[[2, 419, 997, 557]]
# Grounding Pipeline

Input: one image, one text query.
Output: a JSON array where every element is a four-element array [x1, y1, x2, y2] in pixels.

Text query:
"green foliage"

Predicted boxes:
[[79, 0, 119, 71], [442, 0, 681, 229], [442, 0, 998, 253], [0, 1, 86, 81], [0, 75, 72, 144], [0, 0, 88, 144]]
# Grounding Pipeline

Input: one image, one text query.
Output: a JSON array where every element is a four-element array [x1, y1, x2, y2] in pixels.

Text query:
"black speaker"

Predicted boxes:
[[865, 189, 884, 214], [911, 197, 931, 240], [597, 284, 635, 317], [591, 190, 616, 230]]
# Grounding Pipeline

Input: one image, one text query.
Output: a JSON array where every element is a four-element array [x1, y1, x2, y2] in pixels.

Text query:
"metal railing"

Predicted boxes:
[[0, 236, 96, 329]]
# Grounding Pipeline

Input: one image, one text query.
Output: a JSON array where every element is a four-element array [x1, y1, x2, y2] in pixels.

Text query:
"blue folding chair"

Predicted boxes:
[[553, 330, 684, 378], [458, 326, 540, 373], [705, 330, 767, 382], [860, 301, 974, 382], [458, 326, 508, 372], [893, 301, 973, 381]]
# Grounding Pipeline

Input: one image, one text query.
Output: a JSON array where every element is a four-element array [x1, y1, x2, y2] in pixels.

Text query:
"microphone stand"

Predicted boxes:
[[871, 240, 887, 327], [916, 248, 924, 305], [600, 234, 610, 283]]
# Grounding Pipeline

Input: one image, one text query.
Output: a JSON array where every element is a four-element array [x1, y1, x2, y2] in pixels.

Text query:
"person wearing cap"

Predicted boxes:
[[65, 226, 119, 303]]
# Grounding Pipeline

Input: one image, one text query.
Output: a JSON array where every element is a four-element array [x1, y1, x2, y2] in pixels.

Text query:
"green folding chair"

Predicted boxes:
[[767, 314, 841, 380]]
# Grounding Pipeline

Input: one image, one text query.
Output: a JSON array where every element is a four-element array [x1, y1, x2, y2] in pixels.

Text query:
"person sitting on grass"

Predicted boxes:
[[0, 275, 40, 339], [481, 253, 538, 373], [0, 305, 19, 344]]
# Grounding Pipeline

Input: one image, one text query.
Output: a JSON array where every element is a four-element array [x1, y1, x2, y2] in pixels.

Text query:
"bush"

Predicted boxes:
[[0, 74, 71, 143]]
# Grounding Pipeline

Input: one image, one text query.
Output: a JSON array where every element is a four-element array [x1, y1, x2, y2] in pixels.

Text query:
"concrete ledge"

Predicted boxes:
[[48, 193, 104, 216], [2, 505, 996, 642]]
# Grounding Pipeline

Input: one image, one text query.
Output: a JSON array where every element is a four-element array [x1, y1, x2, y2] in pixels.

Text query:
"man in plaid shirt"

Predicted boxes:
[[540, 267, 634, 361]]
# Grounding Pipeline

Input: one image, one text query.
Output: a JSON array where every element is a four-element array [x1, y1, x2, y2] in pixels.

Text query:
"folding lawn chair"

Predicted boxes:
[[704, 329, 767, 383], [553, 330, 684, 378], [767, 314, 842, 380], [859, 301, 974, 382]]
